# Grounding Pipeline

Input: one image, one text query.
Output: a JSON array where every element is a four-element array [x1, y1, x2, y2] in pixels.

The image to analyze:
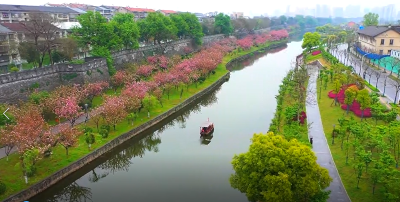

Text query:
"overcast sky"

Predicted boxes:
[[8, 1, 400, 16]]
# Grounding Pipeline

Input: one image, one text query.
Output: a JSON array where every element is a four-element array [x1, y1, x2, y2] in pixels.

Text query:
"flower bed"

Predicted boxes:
[[328, 84, 372, 117], [311, 50, 321, 55]]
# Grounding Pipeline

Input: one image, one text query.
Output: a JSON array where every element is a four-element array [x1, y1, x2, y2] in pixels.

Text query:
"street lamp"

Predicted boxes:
[[359, 52, 370, 76], [332, 124, 336, 145], [84, 104, 89, 123]]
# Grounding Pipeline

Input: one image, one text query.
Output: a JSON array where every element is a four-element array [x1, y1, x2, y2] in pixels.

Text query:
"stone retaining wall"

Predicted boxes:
[[2, 39, 290, 202]]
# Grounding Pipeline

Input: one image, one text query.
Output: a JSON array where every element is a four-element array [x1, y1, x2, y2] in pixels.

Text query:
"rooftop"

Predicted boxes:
[[159, 10, 177, 14], [54, 21, 80, 29], [125, 7, 155, 13], [357, 25, 400, 37], [0, 24, 12, 33], [0, 4, 79, 13], [0, 23, 28, 32]]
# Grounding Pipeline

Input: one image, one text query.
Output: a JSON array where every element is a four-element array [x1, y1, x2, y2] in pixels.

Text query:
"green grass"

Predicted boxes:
[[21, 55, 51, 70], [364, 81, 379, 92], [305, 53, 322, 63], [317, 76, 387, 202], [0, 40, 286, 201]]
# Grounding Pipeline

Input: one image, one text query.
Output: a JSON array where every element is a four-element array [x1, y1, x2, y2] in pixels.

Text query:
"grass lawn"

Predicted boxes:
[[0, 40, 286, 201], [316, 69, 388, 202]]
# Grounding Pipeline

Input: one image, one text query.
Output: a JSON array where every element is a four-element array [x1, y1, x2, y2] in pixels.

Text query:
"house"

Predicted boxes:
[[157, 10, 177, 16], [347, 21, 356, 27], [0, 4, 83, 23], [92, 6, 113, 20], [53, 21, 80, 37], [193, 13, 205, 22], [391, 50, 400, 60], [0, 24, 13, 68], [356, 25, 400, 55], [125, 7, 155, 20]]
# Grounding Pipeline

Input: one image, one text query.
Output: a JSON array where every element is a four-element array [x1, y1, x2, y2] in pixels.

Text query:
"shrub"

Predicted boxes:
[[0, 181, 6, 195], [9, 66, 19, 73]]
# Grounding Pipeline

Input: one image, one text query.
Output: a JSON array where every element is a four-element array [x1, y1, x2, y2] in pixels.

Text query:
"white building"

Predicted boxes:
[[391, 50, 400, 60]]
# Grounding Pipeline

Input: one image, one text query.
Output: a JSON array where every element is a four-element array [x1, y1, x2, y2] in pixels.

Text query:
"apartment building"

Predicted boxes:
[[122, 7, 155, 20], [357, 25, 400, 55], [0, 4, 84, 23], [157, 10, 177, 16]]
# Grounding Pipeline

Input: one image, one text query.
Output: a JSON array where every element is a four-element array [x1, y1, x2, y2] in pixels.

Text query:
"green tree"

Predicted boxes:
[[214, 13, 233, 35], [302, 32, 321, 52], [279, 15, 287, 24], [18, 42, 40, 67], [344, 87, 357, 114], [142, 12, 178, 51], [356, 89, 371, 120], [72, 11, 120, 75], [179, 13, 204, 45], [363, 13, 379, 26], [170, 14, 189, 38], [110, 13, 140, 49], [142, 95, 158, 117], [230, 132, 332, 202]]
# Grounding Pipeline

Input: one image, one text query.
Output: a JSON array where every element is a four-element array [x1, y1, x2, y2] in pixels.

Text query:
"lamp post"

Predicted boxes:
[[84, 104, 89, 123], [332, 124, 336, 145], [359, 52, 370, 76]]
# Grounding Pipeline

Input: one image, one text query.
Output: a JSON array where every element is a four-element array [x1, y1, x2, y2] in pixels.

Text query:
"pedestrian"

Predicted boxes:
[[310, 137, 313, 145]]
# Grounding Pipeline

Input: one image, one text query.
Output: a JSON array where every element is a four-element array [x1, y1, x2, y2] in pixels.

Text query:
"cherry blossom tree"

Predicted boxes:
[[101, 96, 127, 131], [110, 70, 126, 92], [237, 36, 253, 50], [54, 96, 83, 127], [136, 65, 154, 78], [121, 81, 149, 100], [0, 126, 16, 161], [57, 123, 82, 156], [83, 82, 109, 104]]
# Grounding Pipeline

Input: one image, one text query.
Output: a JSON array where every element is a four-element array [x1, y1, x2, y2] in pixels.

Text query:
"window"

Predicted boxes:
[[2, 13, 9, 18], [381, 39, 385, 45], [379, 50, 383, 55], [388, 50, 391, 54], [390, 39, 394, 45]]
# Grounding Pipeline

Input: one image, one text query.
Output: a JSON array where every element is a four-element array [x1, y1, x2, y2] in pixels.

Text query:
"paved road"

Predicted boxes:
[[331, 44, 399, 104], [306, 65, 351, 202], [0, 112, 89, 159]]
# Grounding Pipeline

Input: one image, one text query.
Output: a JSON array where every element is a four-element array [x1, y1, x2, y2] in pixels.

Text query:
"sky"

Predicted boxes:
[[6, 0, 400, 17]]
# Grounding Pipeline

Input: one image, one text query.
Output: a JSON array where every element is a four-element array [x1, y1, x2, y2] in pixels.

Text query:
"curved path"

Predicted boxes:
[[306, 64, 351, 202]]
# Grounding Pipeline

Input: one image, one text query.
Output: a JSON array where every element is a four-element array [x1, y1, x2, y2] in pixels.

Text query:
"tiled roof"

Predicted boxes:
[[357, 26, 400, 37], [0, 24, 12, 33], [0, 4, 79, 13], [68, 7, 86, 13], [0, 23, 28, 32], [159, 10, 176, 14], [67, 3, 89, 8], [46, 4, 65, 7], [125, 7, 155, 12]]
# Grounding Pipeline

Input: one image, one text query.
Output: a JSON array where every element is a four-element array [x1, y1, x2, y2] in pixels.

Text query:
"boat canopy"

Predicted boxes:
[[201, 121, 213, 127]]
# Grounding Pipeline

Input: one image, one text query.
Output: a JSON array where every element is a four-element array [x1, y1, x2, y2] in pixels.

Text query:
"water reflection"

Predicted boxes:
[[45, 182, 92, 202], [200, 134, 213, 145], [228, 46, 288, 72], [30, 82, 223, 202]]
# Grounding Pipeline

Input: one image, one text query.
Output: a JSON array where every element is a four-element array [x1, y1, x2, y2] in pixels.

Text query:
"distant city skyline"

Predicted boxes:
[[4, 1, 400, 18]]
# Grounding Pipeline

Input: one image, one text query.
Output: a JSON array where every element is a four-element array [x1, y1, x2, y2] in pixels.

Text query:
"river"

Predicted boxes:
[[29, 39, 304, 202]]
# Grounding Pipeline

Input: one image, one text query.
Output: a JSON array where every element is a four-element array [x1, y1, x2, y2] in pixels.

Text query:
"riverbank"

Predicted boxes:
[[0, 39, 289, 202]]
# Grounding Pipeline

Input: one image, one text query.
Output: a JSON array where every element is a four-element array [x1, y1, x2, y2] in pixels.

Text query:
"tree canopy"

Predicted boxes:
[[363, 13, 379, 26], [214, 13, 233, 35], [230, 132, 332, 202], [302, 32, 321, 52]]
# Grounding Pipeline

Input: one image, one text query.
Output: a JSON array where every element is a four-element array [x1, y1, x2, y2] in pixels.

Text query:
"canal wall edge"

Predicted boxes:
[[2, 40, 290, 202]]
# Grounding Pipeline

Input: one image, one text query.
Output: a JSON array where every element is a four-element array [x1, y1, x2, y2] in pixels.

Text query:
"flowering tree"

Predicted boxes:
[[0, 126, 16, 161], [121, 81, 149, 100], [136, 65, 154, 78], [101, 96, 127, 131], [270, 29, 289, 41], [111, 71, 126, 92], [152, 88, 163, 107], [83, 82, 109, 104], [57, 124, 82, 156], [237, 36, 253, 50], [54, 96, 83, 127]]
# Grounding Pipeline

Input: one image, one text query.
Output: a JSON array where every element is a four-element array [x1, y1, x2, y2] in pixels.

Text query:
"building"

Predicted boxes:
[[124, 7, 155, 20], [391, 50, 400, 60], [157, 10, 177, 16], [357, 25, 400, 55], [231, 12, 243, 19], [0, 4, 84, 23], [333, 7, 344, 18]]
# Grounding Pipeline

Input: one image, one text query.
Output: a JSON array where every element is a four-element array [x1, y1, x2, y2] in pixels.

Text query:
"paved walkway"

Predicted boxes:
[[0, 112, 89, 159], [306, 65, 351, 202]]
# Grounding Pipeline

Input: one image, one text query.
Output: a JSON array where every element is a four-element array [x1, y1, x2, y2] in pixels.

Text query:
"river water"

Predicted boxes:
[[29, 39, 303, 202]]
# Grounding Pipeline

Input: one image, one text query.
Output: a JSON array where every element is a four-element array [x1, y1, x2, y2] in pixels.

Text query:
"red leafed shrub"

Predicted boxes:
[[312, 50, 321, 55], [328, 84, 372, 118]]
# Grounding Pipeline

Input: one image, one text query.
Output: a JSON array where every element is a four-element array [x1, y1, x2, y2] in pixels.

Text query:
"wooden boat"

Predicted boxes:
[[200, 134, 213, 145], [200, 118, 214, 136]]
